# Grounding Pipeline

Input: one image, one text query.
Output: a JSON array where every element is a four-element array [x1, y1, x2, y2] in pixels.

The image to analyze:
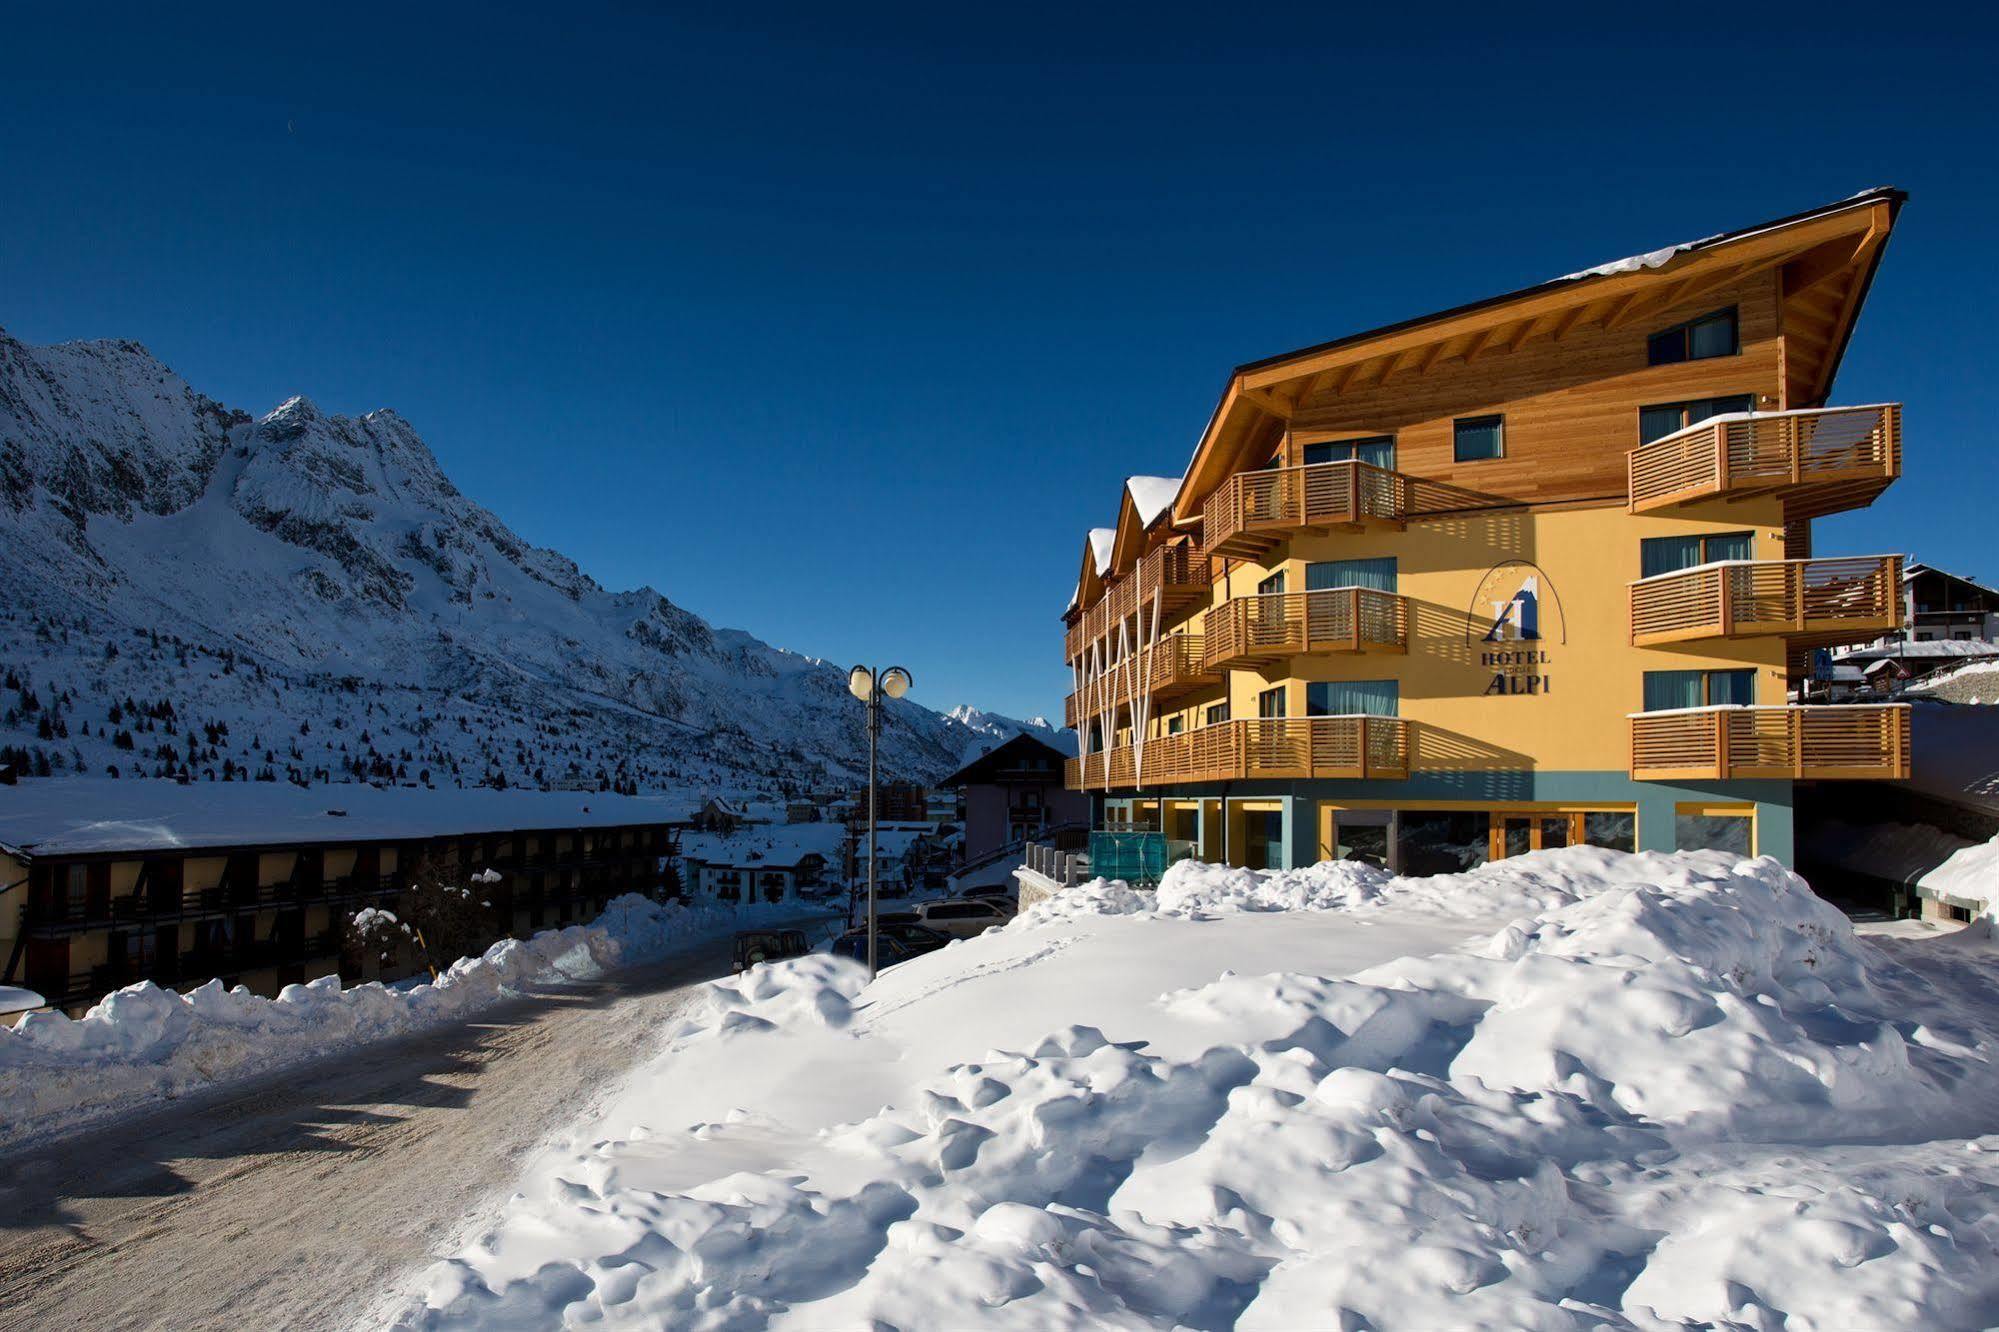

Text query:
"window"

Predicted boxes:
[[1642, 668, 1757, 711], [1303, 435, 1395, 469], [1638, 394, 1755, 445], [1583, 812, 1637, 853], [1454, 415, 1504, 462], [1257, 570, 1287, 596], [1676, 810, 1753, 856], [1166, 715, 1185, 735], [1647, 306, 1739, 366], [1257, 687, 1287, 719], [1205, 702, 1230, 726], [1639, 531, 1754, 578], [1397, 811, 1489, 876], [1306, 557, 1397, 593], [1306, 680, 1399, 717]]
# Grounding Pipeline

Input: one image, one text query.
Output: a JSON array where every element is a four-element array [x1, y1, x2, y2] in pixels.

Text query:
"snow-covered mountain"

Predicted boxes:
[[0, 328, 1057, 793], [943, 705, 1076, 761]]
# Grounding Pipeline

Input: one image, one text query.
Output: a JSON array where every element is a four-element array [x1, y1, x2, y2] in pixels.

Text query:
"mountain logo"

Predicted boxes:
[[1468, 561, 1563, 696]]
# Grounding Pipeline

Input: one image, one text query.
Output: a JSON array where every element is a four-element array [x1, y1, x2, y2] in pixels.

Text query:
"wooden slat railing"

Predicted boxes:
[[1065, 716, 1410, 790], [1203, 588, 1407, 671], [1200, 459, 1503, 559], [1629, 555, 1902, 646], [1066, 634, 1218, 727], [1064, 540, 1212, 664], [1627, 404, 1901, 514], [1629, 705, 1911, 781]]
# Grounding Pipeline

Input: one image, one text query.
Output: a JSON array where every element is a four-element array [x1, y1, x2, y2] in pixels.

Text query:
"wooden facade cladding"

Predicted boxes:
[[1628, 706, 1911, 782], [1626, 404, 1901, 518], [1628, 555, 1902, 647], [1065, 716, 1410, 790], [1202, 588, 1408, 671]]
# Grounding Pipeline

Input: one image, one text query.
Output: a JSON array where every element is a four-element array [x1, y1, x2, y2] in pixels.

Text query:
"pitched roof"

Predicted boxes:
[[937, 731, 1072, 788]]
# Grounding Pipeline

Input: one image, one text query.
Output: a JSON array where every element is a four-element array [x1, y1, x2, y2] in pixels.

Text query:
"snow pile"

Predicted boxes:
[[0, 894, 772, 1145], [1012, 846, 1674, 928], [406, 852, 1999, 1328], [1920, 834, 1999, 916]]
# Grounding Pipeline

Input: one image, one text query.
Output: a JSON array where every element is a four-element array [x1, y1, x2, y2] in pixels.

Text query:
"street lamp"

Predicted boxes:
[[848, 663, 912, 979]]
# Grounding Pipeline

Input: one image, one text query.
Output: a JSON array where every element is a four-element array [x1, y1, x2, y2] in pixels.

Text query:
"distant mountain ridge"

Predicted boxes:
[[0, 327, 1057, 792]]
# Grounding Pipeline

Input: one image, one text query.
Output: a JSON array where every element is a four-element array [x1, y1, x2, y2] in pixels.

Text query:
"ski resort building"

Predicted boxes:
[[0, 781, 688, 1015], [1062, 189, 1911, 872]]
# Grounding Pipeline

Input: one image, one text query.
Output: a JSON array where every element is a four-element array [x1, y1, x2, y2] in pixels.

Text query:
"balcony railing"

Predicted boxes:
[[1628, 705, 1910, 781], [1066, 541, 1212, 663], [1627, 404, 1901, 518], [1064, 715, 1410, 790], [1203, 588, 1407, 671], [1066, 634, 1221, 727], [1629, 555, 1902, 647]]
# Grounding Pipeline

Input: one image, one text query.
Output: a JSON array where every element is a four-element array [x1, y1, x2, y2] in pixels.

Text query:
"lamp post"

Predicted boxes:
[[848, 663, 912, 980]]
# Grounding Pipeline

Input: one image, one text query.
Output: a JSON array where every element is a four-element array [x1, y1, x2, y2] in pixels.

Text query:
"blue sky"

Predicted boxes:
[[3, 4, 1995, 720]]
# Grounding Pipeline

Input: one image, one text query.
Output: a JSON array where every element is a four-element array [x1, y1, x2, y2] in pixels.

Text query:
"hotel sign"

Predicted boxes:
[[1468, 561, 1564, 696]]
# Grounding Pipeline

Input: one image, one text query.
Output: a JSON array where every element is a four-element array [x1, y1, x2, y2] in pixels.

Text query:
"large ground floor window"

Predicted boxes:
[[1675, 804, 1754, 856]]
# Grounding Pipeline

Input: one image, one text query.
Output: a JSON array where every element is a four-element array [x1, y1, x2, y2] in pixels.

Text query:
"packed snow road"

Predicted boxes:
[[0, 921, 828, 1332]]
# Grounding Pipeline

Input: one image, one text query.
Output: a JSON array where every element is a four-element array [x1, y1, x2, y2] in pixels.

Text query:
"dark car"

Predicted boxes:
[[830, 922, 949, 970], [731, 929, 811, 973]]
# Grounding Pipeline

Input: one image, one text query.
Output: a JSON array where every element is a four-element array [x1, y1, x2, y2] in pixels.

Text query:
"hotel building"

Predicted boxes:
[[1063, 189, 1910, 874]]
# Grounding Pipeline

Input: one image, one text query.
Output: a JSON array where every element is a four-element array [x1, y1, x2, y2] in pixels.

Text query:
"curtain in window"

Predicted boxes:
[[1306, 557, 1398, 592], [1640, 537, 1702, 578], [1257, 687, 1287, 719], [1303, 436, 1395, 469], [1709, 669, 1756, 707], [1643, 670, 1704, 712], [1705, 531, 1753, 562], [1256, 570, 1287, 596], [1454, 416, 1503, 461], [1306, 679, 1399, 716]]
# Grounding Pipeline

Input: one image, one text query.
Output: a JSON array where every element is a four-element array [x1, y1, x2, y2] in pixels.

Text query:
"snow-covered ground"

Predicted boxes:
[[395, 847, 1999, 1329], [0, 894, 824, 1146]]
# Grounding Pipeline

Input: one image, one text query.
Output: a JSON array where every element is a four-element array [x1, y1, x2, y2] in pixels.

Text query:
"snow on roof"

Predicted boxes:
[[0, 779, 700, 858], [1125, 475, 1182, 528], [1554, 187, 1898, 284], [679, 822, 847, 869], [1840, 639, 1999, 662], [1087, 528, 1114, 574]]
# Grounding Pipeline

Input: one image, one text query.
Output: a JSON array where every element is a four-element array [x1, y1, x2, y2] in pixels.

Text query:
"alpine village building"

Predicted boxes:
[[1063, 188, 1911, 876]]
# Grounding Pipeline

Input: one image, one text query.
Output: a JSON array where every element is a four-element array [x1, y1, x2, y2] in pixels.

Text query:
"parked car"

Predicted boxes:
[[909, 898, 1013, 939], [731, 929, 811, 973], [830, 921, 950, 969], [959, 883, 1017, 905]]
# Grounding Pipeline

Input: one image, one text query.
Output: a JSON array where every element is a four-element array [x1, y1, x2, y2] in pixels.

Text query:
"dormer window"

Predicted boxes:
[[1647, 306, 1739, 365]]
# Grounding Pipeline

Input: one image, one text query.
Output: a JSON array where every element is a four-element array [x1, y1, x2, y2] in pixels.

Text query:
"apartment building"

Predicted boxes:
[[0, 781, 684, 1014], [1064, 189, 1910, 873]]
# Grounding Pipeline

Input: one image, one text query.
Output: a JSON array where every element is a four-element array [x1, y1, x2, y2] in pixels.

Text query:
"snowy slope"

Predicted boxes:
[[0, 327, 1046, 791]]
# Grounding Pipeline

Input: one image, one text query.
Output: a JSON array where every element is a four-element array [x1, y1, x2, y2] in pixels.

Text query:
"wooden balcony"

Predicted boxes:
[[1201, 460, 1409, 560], [1629, 705, 1910, 781], [1064, 716, 1411, 790], [1066, 634, 1221, 728], [1627, 404, 1900, 519], [1065, 542, 1212, 664], [1203, 587, 1407, 672], [1629, 555, 1902, 648]]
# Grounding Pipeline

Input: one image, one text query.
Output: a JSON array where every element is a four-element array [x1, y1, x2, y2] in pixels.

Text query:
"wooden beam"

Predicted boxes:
[[1240, 387, 1295, 418]]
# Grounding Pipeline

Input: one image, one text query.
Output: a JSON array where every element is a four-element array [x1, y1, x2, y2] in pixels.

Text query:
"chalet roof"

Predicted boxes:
[[937, 731, 1072, 788], [1906, 564, 1999, 599], [0, 779, 698, 859], [1170, 186, 1905, 524], [679, 823, 846, 870]]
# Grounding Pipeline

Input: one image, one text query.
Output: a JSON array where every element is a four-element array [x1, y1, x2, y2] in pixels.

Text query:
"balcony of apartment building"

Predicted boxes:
[[1199, 457, 1496, 561], [1065, 541, 1211, 664], [1629, 703, 1910, 781], [1065, 714, 1410, 791], [1626, 403, 1900, 519], [1630, 555, 1903, 648], [1202, 587, 1408, 672], [1064, 633, 1221, 728]]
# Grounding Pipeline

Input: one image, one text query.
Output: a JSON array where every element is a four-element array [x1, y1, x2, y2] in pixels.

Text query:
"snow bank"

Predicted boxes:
[[0, 895, 779, 1145], [1921, 834, 1999, 915], [407, 852, 1999, 1328]]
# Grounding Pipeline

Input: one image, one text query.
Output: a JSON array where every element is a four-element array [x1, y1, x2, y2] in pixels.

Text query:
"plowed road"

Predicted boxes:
[[0, 921, 832, 1331]]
